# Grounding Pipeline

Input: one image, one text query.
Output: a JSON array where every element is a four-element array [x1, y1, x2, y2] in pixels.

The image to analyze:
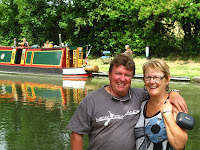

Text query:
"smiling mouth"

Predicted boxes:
[[149, 86, 157, 89], [118, 83, 125, 86]]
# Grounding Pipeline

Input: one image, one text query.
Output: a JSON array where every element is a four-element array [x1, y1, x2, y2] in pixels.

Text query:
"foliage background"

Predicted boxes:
[[0, 0, 200, 58]]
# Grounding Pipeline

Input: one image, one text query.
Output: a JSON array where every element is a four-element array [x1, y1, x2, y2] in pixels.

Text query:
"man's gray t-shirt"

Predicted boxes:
[[67, 87, 148, 150]]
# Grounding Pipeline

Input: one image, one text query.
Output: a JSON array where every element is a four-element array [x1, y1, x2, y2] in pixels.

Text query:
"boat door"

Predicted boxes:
[[72, 49, 76, 67], [20, 49, 26, 65], [15, 49, 23, 64], [77, 47, 83, 67], [66, 47, 70, 68], [10, 49, 16, 64], [72, 47, 83, 67]]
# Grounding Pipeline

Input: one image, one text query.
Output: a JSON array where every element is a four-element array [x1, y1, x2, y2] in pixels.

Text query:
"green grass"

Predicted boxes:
[[88, 57, 200, 78]]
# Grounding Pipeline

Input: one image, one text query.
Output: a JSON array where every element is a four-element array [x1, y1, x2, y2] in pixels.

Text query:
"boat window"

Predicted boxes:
[[73, 51, 76, 57], [79, 53, 82, 59], [74, 59, 76, 65]]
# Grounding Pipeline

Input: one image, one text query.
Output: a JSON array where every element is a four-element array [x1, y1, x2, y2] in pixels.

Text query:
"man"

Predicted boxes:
[[19, 38, 29, 47], [124, 45, 133, 55], [67, 53, 187, 150], [23, 38, 29, 46]]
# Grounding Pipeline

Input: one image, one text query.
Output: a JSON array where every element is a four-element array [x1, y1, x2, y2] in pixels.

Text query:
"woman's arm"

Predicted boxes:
[[161, 100, 188, 150], [71, 132, 84, 150]]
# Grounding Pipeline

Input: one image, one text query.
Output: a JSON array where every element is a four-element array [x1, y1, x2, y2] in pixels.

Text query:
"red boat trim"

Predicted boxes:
[[62, 78, 91, 81], [62, 73, 92, 78], [0, 63, 62, 68]]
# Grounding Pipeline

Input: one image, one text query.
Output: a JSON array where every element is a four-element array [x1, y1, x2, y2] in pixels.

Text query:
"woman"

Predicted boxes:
[[135, 58, 188, 150]]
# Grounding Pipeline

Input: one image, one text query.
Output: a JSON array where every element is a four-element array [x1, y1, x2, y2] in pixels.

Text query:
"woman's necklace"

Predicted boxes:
[[145, 94, 169, 117]]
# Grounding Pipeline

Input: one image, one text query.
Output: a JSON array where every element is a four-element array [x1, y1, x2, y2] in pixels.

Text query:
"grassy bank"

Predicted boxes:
[[88, 57, 200, 78]]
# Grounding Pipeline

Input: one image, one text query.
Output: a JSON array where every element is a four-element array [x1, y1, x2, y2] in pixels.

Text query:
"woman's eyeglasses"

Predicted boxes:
[[144, 76, 165, 81]]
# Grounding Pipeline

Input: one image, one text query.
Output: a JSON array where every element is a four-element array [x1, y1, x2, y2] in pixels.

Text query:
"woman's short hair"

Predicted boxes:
[[143, 58, 170, 79], [109, 53, 135, 76]]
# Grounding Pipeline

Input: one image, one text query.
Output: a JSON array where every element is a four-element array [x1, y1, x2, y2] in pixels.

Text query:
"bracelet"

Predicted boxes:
[[170, 89, 180, 94], [162, 109, 172, 116]]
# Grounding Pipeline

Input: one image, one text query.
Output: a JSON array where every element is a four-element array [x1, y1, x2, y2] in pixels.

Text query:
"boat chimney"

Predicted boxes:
[[59, 34, 62, 47]]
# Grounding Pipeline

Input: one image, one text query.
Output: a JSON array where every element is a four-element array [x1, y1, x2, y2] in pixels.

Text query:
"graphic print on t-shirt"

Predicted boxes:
[[96, 110, 140, 126]]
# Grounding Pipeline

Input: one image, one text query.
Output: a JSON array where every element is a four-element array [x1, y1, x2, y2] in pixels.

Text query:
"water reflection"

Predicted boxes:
[[0, 75, 199, 149], [0, 75, 92, 111], [0, 75, 94, 150]]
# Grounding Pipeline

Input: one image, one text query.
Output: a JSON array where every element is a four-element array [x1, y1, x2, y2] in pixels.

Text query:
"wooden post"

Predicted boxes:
[[59, 34, 62, 47]]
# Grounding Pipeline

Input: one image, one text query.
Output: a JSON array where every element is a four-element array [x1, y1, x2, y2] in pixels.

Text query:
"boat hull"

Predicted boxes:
[[0, 65, 92, 79], [62, 68, 92, 78], [0, 65, 62, 76]]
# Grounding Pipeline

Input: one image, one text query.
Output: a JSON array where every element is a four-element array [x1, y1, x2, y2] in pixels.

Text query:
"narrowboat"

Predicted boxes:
[[0, 44, 94, 79]]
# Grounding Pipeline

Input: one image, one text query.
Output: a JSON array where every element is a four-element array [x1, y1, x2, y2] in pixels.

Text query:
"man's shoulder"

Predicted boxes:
[[130, 87, 145, 92], [88, 87, 106, 96], [130, 88, 148, 96], [83, 87, 108, 101]]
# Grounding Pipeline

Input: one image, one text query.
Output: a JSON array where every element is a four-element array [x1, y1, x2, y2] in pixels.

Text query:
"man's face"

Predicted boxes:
[[109, 65, 133, 97]]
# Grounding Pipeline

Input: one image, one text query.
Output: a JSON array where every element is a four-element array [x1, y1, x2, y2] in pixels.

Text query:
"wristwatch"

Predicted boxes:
[[162, 109, 172, 116], [170, 89, 180, 94]]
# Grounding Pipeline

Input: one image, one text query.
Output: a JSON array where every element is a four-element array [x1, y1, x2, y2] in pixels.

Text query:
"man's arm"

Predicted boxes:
[[168, 91, 188, 113], [71, 132, 84, 150]]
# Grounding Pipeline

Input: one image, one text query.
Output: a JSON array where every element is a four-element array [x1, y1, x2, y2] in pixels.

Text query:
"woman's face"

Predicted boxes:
[[144, 67, 170, 97]]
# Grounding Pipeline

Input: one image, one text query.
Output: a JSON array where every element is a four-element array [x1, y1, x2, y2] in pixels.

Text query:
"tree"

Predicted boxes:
[[60, 0, 146, 56], [0, 0, 20, 45], [133, 0, 200, 57], [0, 0, 199, 58], [17, 0, 65, 46]]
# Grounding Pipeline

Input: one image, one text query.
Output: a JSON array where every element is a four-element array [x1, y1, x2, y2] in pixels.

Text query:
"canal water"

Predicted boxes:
[[0, 74, 199, 150]]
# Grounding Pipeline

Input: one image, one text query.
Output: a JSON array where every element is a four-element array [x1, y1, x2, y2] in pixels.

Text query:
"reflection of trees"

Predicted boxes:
[[2, 106, 69, 149], [0, 80, 70, 149]]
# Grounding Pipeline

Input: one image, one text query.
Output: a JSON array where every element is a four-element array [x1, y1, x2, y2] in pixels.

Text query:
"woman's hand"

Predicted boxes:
[[161, 99, 172, 115], [161, 100, 188, 150]]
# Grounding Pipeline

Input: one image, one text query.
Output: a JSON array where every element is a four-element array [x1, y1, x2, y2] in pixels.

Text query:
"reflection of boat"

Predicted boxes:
[[0, 44, 94, 79], [63, 80, 86, 89], [0, 76, 90, 110]]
